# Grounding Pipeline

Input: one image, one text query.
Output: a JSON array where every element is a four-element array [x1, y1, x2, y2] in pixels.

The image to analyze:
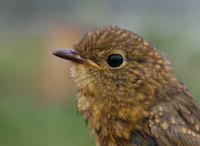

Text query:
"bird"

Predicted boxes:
[[53, 26, 200, 146]]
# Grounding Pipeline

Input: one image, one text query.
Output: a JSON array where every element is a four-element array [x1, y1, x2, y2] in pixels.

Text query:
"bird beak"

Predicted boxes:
[[53, 49, 85, 63], [52, 49, 102, 69]]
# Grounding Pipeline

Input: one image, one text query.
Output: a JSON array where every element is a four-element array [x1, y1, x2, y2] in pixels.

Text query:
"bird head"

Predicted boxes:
[[53, 26, 177, 110]]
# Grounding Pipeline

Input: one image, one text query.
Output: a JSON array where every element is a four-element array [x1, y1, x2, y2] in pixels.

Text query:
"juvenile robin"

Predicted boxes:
[[53, 26, 200, 146]]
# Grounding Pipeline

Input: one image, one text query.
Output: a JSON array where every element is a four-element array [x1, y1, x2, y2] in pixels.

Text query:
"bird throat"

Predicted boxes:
[[70, 64, 157, 146], [76, 91, 152, 146]]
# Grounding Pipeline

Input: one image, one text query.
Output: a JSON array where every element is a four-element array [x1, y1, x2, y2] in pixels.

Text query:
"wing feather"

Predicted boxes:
[[149, 86, 200, 146]]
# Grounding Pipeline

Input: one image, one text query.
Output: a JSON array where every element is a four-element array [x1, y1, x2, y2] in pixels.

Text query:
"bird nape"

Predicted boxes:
[[53, 26, 200, 146]]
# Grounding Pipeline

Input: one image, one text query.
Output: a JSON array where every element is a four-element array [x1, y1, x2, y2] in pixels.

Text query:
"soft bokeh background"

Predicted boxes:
[[0, 0, 200, 146]]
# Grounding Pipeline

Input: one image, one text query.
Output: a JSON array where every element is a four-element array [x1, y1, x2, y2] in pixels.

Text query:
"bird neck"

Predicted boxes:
[[94, 105, 149, 146], [77, 91, 153, 146], [76, 75, 181, 146]]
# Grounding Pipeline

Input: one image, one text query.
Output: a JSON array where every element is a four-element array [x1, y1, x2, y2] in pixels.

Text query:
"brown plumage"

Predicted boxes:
[[53, 26, 200, 146]]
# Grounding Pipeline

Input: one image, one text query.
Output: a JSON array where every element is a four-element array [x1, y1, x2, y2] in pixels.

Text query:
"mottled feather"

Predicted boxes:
[[53, 26, 200, 146]]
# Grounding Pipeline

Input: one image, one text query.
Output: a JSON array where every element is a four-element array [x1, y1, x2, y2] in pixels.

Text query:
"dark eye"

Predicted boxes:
[[107, 54, 124, 68]]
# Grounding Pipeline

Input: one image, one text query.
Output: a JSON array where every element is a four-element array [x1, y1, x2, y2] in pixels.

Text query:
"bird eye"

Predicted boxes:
[[107, 54, 124, 68]]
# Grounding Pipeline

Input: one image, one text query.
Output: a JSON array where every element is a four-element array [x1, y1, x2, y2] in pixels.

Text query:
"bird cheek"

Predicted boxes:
[[70, 64, 88, 85]]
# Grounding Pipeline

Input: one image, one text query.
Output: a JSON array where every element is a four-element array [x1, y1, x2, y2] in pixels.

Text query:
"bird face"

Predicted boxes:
[[53, 26, 200, 146], [53, 26, 175, 104]]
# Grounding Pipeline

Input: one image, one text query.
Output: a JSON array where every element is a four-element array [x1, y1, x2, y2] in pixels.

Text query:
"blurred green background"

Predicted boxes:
[[0, 0, 200, 146]]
